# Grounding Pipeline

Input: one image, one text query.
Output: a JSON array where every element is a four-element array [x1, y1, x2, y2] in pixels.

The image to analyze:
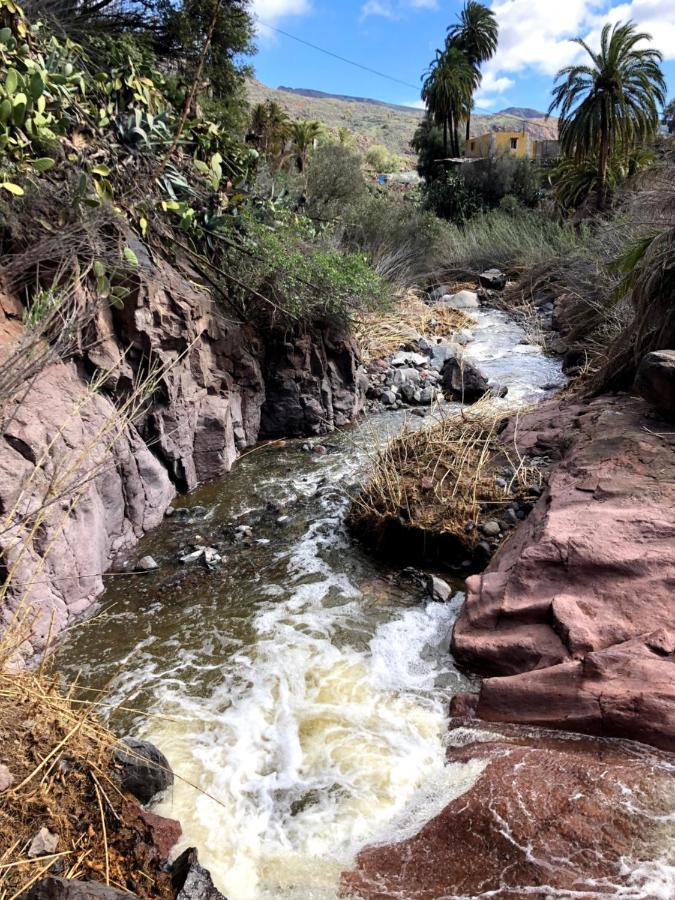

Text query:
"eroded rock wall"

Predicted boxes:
[[0, 258, 365, 659], [451, 394, 675, 751]]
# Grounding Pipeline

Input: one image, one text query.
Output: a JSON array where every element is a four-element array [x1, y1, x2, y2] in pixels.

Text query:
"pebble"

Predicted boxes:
[[0, 764, 14, 792], [481, 521, 502, 537], [28, 827, 59, 858], [426, 575, 452, 602], [136, 555, 158, 572], [179, 548, 204, 564], [276, 516, 290, 526]]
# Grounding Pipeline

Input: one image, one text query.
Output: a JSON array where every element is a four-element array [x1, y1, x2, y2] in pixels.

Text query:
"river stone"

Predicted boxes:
[[479, 269, 507, 290], [26, 877, 135, 899], [114, 738, 173, 804], [635, 350, 675, 414], [428, 284, 453, 303], [171, 848, 227, 900], [390, 351, 428, 368], [427, 576, 452, 602], [439, 290, 480, 311], [136, 555, 158, 572], [481, 521, 501, 538], [441, 357, 490, 404]]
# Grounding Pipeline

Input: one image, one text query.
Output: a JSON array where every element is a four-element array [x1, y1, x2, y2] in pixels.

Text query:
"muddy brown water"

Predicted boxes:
[[55, 310, 675, 899]]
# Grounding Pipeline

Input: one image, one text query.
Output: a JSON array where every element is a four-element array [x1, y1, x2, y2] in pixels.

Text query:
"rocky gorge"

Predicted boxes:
[[3, 265, 675, 899]]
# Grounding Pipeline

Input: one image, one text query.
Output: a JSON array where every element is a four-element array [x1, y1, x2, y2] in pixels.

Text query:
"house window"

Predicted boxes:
[[510, 137, 518, 150]]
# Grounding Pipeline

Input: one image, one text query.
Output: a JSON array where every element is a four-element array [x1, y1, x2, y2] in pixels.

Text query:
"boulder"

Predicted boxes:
[[635, 349, 675, 414], [451, 395, 675, 750], [389, 351, 428, 368], [27, 878, 135, 899], [429, 342, 458, 372], [426, 575, 452, 602], [171, 848, 228, 900], [136, 555, 158, 572], [441, 357, 490, 403], [114, 738, 173, 804], [479, 269, 507, 290], [438, 290, 479, 311]]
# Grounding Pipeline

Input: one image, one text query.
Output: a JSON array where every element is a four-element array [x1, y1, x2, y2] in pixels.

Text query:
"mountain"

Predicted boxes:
[[245, 79, 559, 159], [499, 107, 548, 119]]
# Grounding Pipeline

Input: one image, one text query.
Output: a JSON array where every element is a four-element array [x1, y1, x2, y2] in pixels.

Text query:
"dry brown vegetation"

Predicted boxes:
[[355, 290, 474, 362], [0, 657, 174, 899], [348, 401, 543, 555]]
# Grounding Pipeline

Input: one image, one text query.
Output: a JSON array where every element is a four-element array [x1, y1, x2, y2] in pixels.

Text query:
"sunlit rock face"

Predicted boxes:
[[452, 394, 675, 751]]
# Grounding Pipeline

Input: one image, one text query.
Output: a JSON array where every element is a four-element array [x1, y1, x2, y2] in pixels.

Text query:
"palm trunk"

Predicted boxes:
[[465, 112, 471, 144], [597, 103, 610, 211], [443, 117, 449, 157]]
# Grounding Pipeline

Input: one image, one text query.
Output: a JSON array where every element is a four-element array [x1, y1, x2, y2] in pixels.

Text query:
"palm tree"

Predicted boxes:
[[447, 0, 499, 141], [549, 20, 666, 210], [290, 120, 322, 172], [422, 46, 476, 157]]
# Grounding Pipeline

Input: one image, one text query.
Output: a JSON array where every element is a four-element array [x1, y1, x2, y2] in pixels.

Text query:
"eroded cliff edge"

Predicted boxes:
[[451, 393, 675, 751], [0, 254, 365, 661]]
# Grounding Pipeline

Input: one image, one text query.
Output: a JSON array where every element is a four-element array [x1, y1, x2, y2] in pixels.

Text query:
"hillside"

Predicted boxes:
[[246, 79, 559, 159]]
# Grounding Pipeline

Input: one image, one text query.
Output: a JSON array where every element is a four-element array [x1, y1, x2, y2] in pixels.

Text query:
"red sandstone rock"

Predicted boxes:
[[451, 394, 675, 750], [342, 725, 675, 899], [138, 808, 182, 863], [0, 254, 366, 658]]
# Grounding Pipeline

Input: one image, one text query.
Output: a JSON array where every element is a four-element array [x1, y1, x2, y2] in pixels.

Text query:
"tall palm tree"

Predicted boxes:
[[290, 120, 322, 172], [422, 46, 476, 157], [447, 0, 499, 141], [549, 20, 665, 210]]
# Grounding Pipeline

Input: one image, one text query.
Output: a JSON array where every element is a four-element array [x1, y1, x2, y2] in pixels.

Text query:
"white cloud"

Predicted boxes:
[[251, 0, 312, 39], [483, 0, 675, 107]]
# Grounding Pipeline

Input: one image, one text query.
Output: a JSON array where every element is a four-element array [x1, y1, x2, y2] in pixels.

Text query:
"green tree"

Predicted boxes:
[[249, 100, 291, 161], [549, 20, 666, 210], [422, 45, 476, 158], [447, 0, 499, 141], [290, 120, 322, 172]]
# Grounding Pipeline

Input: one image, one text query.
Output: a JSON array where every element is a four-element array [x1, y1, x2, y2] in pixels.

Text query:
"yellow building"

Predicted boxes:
[[465, 130, 560, 161]]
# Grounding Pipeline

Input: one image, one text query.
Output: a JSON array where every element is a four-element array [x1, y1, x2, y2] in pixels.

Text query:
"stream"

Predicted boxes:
[[54, 310, 673, 899]]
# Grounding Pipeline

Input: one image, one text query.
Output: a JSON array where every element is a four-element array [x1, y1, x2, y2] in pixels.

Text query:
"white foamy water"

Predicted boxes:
[[148, 595, 481, 899]]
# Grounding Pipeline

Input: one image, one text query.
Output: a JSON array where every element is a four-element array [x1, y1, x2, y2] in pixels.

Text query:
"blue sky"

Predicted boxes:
[[249, 0, 675, 114]]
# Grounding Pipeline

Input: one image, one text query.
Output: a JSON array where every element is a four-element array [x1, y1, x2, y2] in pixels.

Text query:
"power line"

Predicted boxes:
[[254, 16, 422, 94]]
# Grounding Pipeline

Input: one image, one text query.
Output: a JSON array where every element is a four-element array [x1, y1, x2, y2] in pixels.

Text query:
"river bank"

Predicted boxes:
[[4, 274, 675, 899]]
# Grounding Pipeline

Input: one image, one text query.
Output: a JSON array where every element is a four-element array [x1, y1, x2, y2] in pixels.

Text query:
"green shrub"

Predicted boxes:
[[306, 143, 367, 218], [365, 144, 394, 172]]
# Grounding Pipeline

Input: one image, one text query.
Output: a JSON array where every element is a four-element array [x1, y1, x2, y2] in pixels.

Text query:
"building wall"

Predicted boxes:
[[465, 130, 533, 160]]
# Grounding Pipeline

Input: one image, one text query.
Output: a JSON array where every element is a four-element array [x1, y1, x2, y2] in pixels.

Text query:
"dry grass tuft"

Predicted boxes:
[[355, 290, 474, 362], [0, 664, 174, 899], [348, 400, 543, 553]]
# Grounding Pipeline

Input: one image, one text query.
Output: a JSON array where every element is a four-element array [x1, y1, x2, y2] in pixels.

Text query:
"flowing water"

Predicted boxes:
[[54, 311, 674, 899]]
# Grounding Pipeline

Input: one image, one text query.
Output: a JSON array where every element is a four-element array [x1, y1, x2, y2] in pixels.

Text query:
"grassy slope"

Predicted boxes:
[[246, 78, 559, 159]]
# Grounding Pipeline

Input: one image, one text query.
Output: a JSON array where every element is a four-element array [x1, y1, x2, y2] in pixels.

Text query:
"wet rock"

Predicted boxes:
[[136, 556, 158, 573], [562, 348, 586, 375], [26, 877, 134, 899], [342, 725, 675, 899], [138, 807, 182, 863], [179, 548, 205, 564], [439, 290, 479, 311], [0, 764, 14, 792], [426, 575, 452, 602], [441, 357, 490, 404], [635, 349, 675, 414], [171, 848, 227, 900], [452, 395, 675, 750], [114, 738, 173, 804], [28, 828, 59, 858], [479, 269, 507, 290], [202, 547, 222, 569]]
